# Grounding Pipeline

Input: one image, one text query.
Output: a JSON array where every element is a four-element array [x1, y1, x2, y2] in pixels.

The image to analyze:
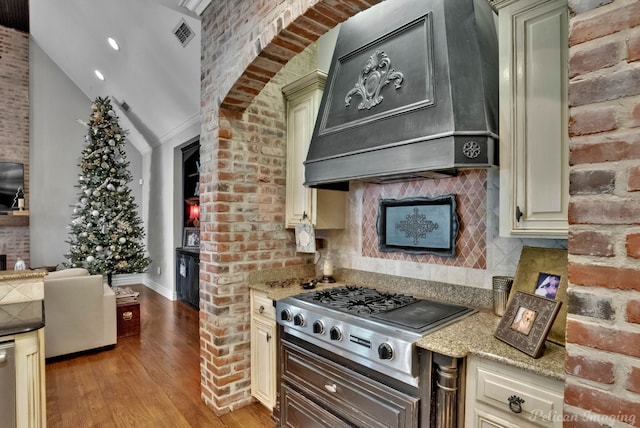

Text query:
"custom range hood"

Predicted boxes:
[[304, 0, 498, 190]]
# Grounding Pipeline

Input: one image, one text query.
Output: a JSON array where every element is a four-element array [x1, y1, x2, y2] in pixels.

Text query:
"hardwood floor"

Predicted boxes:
[[46, 284, 274, 427]]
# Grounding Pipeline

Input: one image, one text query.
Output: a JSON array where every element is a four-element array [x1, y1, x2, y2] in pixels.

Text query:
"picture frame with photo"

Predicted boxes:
[[534, 272, 561, 299], [510, 246, 568, 345], [182, 227, 200, 248], [494, 290, 562, 358]]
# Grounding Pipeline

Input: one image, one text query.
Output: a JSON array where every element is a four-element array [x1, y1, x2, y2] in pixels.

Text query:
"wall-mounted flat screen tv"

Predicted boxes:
[[0, 162, 24, 211]]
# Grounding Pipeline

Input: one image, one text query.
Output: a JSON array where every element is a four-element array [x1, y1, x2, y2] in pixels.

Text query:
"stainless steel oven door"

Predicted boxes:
[[280, 338, 419, 428]]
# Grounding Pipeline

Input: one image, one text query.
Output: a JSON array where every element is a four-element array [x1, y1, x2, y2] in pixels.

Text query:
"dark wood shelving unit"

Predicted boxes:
[[176, 140, 200, 310], [182, 142, 200, 227]]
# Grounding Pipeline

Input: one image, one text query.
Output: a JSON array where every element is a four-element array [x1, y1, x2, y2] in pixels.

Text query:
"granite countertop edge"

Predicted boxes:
[[415, 311, 566, 381], [0, 269, 48, 281], [249, 281, 340, 301], [0, 300, 45, 338]]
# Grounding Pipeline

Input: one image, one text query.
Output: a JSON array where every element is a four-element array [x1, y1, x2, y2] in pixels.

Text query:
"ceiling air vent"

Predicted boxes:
[[173, 18, 195, 47]]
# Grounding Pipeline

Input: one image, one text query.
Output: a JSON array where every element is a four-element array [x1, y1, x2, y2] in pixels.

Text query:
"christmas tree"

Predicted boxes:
[[66, 96, 151, 284]]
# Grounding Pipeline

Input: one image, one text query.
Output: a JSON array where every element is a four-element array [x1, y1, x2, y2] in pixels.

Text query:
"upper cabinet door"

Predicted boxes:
[[497, 0, 569, 238], [283, 71, 345, 230]]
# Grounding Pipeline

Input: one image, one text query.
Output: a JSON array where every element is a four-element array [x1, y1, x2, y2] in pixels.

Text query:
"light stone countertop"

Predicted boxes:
[[416, 311, 565, 381], [249, 281, 342, 301]]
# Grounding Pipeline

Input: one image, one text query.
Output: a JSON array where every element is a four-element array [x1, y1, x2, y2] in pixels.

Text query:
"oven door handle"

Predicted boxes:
[[324, 383, 337, 393]]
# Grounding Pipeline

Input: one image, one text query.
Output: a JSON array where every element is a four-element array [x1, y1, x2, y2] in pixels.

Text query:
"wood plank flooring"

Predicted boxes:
[[46, 284, 274, 427]]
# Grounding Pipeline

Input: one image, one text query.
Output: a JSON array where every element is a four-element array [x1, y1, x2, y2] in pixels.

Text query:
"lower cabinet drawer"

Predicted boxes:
[[281, 385, 351, 428], [252, 290, 275, 319], [467, 357, 563, 428], [282, 341, 419, 428]]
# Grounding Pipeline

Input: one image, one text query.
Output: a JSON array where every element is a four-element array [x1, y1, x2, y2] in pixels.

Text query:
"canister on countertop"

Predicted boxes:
[[492, 276, 514, 317]]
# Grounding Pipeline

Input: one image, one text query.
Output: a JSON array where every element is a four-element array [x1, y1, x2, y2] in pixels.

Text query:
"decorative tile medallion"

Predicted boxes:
[[362, 170, 487, 269]]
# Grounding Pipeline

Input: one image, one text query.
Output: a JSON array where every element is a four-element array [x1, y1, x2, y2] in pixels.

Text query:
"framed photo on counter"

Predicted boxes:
[[494, 290, 561, 359], [510, 246, 568, 345]]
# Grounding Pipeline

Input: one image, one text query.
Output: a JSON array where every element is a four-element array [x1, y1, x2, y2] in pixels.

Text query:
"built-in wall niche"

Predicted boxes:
[[181, 142, 200, 231], [0, 161, 28, 226], [0, 162, 25, 211]]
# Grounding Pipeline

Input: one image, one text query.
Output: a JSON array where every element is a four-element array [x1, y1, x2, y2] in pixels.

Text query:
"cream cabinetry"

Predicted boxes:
[[465, 356, 563, 428], [496, 0, 569, 238], [250, 289, 276, 410], [282, 70, 345, 230], [8, 329, 46, 428]]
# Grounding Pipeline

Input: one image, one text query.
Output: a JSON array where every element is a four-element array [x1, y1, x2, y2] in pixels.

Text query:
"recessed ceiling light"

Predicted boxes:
[[94, 70, 105, 81], [107, 37, 119, 51]]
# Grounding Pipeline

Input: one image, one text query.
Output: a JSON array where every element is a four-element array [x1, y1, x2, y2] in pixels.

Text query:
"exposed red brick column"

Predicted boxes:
[[0, 25, 29, 268], [199, 0, 382, 414], [567, 0, 640, 426]]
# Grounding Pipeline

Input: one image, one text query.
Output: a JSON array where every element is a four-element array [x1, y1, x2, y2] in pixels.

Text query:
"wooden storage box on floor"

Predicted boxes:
[[117, 301, 140, 338]]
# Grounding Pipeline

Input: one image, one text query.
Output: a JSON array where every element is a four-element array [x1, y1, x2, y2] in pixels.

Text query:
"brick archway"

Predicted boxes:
[[220, 1, 381, 112], [199, 0, 381, 415]]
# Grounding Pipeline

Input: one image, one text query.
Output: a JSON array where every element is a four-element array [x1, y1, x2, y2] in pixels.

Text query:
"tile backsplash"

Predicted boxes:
[[319, 168, 567, 289], [362, 170, 487, 269]]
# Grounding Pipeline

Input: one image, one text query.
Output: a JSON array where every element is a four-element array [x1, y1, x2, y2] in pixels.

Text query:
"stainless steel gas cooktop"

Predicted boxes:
[[277, 285, 475, 386]]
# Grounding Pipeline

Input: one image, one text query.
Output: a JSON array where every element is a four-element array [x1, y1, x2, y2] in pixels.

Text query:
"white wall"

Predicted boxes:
[[318, 26, 339, 72], [30, 37, 200, 299], [29, 39, 144, 268], [143, 118, 200, 300]]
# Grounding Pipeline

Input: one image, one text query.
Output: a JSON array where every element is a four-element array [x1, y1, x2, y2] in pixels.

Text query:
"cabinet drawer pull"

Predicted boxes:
[[508, 395, 525, 414], [0, 350, 6, 363], [515, 206, 523, 222], [259, 305, 265, 314], [324, 383, 337, 393], [122, 311, 133, 321]]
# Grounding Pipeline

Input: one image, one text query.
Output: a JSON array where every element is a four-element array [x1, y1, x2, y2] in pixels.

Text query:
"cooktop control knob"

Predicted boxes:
[[378, 343, 394, 360], [280, 309, 293, 322], [312, 320, 325, 334], [293, 313, 305, 327], [329, 326, 342, 341]]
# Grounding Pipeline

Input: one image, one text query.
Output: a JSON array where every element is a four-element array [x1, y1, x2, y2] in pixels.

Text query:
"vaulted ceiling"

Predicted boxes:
[[26, 0, 203, 150]]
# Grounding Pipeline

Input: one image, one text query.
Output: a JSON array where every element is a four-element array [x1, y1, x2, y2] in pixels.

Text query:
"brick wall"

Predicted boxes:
[[199, 0, 374, 413], [566, 0, 640, 425], [0, 25, 30, 268]]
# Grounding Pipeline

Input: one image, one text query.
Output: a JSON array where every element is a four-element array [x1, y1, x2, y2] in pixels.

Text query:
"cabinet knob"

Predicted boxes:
[[258, 305, 265, 314], [324, 383, 337, 393], [515, 206, 523, 222], [266, 333, 272, 342], [508, 395, 525, 414], [0, 350, 6, 363]]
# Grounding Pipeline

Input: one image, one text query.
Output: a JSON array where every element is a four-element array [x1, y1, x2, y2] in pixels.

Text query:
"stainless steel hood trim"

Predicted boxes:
[[304, 135, 497, 188], [304, 130, 499, 164]]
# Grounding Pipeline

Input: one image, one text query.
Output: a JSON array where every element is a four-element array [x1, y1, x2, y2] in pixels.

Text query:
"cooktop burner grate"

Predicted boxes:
[[298, 285, 419, 315], [292, 285, 475, 334]]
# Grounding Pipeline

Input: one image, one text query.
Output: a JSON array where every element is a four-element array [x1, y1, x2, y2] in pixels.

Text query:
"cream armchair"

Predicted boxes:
[[43, 268, 117, 358]]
